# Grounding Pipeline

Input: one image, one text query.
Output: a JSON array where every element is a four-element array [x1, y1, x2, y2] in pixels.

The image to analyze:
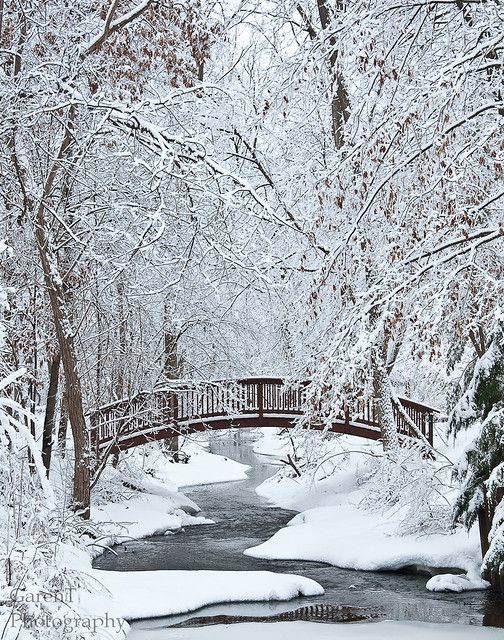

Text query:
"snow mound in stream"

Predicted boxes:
[[244, 503, 481, 575], [426, 572, 489, 592], [91, 569, 324, 620]]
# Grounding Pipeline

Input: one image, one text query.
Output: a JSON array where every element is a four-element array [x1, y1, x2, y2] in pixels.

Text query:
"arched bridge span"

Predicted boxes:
[[89, 378, 436, 456]]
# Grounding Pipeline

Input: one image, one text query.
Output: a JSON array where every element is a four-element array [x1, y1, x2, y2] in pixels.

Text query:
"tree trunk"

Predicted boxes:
[[373, 363, 400, 453], [32, 105, 91, 518], [38, 274, 90, 516], [42, 352, 60, 476], [371, 320, 400, 453], [95, 278, 103, 406], [116, 277, 127, 400], [316, 0, 350, 150], [35, 240, 91, 516], [26, 282, 38, 473], [163, 308, 181, 454], [58, 385, 68, 455]]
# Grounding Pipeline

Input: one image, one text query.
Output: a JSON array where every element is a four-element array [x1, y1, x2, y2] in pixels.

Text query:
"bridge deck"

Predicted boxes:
[[89, 378, 435, 455]]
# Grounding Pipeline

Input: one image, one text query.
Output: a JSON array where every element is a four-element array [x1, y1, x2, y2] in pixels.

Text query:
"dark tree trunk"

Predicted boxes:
[[316, 0, 350, 149], [116, 277, 127, 400], [58, 385, 68, 455], [26, 282, 39, 473], [36, 256, 91, 516], [42, 352, 60, 476], [480, 487, 504, 592], [33, 105, 91, 518], [163, 307, 182, 453], [95, 282, 103, 406]]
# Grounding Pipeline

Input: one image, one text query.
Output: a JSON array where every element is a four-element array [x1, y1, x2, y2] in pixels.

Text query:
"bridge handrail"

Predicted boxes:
[[90, 377, 296, 413], [89, 377, 436, 450]]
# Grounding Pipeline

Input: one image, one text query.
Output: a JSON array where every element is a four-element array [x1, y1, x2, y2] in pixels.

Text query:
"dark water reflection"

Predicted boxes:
[[94, 431, 504, 629]]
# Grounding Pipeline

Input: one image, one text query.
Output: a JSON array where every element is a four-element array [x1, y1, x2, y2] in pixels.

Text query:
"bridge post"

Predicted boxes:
[[428, 412, 434, 446], [89, 418, 100, 470], [258, 381, 264, 418]]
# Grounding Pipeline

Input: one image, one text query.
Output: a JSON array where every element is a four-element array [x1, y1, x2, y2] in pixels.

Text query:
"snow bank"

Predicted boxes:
[[92, 494, 212, 541], [89, 450, 213, 544], [252, 428, 290, 458], [245, 503, 481, 573], [426, 572, 489, 592], [256, 467, 360, 511], [90, 441, 250, 543], [137, 442, 251, 489], [63, 542, 324, 626], [249, 435, 483, 580], [256, 436, 379, 512], [91, 569, 324, 620], [128, 620, 504, 640]]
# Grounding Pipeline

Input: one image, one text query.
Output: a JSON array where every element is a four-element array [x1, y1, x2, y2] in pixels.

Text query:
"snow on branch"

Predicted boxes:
[[80, 0, 155, 58], [0, 390, 56, 509], [105, 109, 312, 238]]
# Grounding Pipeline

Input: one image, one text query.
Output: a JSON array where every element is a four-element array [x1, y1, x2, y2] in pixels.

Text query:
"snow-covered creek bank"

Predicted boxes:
[[94, 432, 504, 635]]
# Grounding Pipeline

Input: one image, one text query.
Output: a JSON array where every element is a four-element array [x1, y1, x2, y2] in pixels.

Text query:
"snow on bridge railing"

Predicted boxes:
[[88, 378, 436, 453]]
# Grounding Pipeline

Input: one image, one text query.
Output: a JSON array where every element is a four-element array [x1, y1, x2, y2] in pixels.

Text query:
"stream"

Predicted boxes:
[[94, 431, 504, 633]]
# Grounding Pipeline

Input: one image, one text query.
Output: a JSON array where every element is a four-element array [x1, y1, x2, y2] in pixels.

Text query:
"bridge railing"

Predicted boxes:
[[392, 396, 434, 444], [89, 378, 434, 450]]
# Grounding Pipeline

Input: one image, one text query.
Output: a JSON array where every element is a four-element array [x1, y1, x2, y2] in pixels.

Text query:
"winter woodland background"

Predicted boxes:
[[0, 0, 503, 638]]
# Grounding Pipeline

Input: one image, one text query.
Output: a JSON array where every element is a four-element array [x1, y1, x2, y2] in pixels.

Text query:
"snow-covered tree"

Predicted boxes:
[[240, 1, 504, 454], [0, 0, 306, 513], [452, 318, 504, 585]]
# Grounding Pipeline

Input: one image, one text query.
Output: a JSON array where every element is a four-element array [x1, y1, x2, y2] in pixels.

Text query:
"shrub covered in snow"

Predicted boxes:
[[359, 444, 455, 537], [0, 274, 119, 638], [0, 375, 104, 639]]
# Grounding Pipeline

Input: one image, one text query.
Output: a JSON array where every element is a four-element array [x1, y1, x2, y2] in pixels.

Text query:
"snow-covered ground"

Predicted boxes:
[[89, 439, 249, 542], [92, 493, 212, 540], [91, 569, 323, 620], [2, 427, 494, 640], [245, 500, 482, 574], [252, 428, 290, 458], [72, 438, 323, 635], [147, 440, 251, 488], [246, 430, 488, 592], [127, 620, 504, 640], [39, 440, 321, 638], [56, 541, 322, 638]]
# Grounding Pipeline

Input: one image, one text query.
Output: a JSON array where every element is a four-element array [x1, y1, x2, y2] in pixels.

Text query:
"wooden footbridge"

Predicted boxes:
[[89, 377, 435, 455]]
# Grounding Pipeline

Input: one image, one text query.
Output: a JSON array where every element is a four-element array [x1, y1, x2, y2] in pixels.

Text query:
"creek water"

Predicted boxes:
[[93, 431, 504, 632]]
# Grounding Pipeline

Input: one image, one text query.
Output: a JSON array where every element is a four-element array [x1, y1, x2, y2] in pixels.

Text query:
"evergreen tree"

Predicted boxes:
[[452, 322, 504, 584]]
